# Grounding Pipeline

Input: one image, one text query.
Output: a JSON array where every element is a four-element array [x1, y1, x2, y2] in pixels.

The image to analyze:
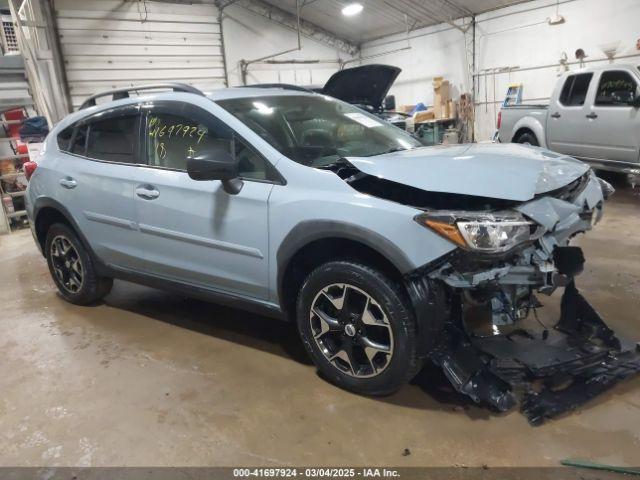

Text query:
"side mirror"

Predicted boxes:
[[186, 148, 244, 195], [630, 95, 640, 108]]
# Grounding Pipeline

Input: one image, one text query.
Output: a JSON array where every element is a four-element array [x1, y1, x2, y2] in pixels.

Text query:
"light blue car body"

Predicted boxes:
[[25, 87, 604, 317]]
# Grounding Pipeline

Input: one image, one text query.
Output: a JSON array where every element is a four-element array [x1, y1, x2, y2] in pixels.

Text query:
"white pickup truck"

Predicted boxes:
[[497, 64, 640, 174]]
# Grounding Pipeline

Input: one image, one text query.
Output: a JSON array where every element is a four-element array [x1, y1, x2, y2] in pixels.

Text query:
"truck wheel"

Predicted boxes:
[[296, 260, 422, 396], [515, 131, 539, 146], [45, 223, 113, 305]]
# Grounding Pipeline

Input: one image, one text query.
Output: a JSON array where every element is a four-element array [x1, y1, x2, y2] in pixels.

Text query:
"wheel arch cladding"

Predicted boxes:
[[33, 198, 94, 262], [34, 205, 74, 255], [277, 221, 414, 319]]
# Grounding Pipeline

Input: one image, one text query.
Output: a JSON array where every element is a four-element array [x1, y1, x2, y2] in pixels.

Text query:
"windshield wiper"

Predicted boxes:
[[367, 147, 407, 157]]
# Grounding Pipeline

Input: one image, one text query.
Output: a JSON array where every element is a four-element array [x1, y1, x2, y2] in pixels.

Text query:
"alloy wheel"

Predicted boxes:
[[50, 235, 84, 293], [309, 283, 394, 378]]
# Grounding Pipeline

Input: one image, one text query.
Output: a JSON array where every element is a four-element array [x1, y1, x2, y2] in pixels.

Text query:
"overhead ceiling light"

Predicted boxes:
[[342, 3, 363, 16]]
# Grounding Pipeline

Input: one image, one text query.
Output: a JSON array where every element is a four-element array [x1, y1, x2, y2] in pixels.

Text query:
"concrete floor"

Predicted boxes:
[[1, 176, 639, 467]]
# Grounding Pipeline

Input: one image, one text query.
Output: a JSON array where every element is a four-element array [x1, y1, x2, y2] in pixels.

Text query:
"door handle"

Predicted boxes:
[[550, 112, 561, 119], [59, 177, 77, 189], [135, 185, 160, 200], [586, 112, 598, 119]]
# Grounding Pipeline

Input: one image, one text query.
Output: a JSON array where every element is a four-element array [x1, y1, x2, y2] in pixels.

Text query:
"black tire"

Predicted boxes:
[[515, 131, 539, 146], [45, 223, 112, 305], [296, 261, 421, 396]]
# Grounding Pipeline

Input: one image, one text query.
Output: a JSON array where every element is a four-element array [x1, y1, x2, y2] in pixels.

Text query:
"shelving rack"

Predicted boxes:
[[1, 15, 42, 233], [0, 114, 30, 233]]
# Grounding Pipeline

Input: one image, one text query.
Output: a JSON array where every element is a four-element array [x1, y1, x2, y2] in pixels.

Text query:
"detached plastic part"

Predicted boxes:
[[419, 250, 640, 425]]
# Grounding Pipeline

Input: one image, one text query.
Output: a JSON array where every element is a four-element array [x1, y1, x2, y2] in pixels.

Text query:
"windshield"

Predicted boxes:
[[216, 94, 421, 167]]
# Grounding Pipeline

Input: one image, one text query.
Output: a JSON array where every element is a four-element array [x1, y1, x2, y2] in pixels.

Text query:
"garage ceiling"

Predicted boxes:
[[261, 0, 531, 43]]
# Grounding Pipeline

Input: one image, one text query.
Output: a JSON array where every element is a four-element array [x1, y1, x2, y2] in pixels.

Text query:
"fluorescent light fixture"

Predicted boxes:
[[342, 3, 363, 16]]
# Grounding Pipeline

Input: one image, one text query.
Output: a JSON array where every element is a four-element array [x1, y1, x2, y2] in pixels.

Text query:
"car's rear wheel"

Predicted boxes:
[[515, 131, 539, 146], [45, 223, 112, 305], [296, 261, 421, 396]]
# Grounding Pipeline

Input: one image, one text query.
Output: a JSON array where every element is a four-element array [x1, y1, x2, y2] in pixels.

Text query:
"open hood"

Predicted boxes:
[[346, 143, 590, 202], [322, 64, 401, 110]]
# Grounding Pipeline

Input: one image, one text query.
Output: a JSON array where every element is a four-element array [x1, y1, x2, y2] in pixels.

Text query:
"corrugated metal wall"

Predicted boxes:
[[54, 0, 226, 109]]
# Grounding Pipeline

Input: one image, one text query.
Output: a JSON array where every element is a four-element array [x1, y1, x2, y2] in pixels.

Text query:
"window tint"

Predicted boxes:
[[86, 114, 138, 163], [71, 126, 88, 155], [57, 126, 73, 152], [559, 73, 593, 106], [595, 70, 638, 106], [146, 112, 232, 170], [235, 137, 270, 181]]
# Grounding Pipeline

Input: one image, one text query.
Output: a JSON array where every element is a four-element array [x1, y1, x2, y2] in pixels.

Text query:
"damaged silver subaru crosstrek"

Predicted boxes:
[[26, 83, 638, 425]]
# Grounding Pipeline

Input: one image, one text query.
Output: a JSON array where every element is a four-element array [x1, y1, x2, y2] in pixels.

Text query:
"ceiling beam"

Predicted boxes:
[[217, 0, 359, 56]]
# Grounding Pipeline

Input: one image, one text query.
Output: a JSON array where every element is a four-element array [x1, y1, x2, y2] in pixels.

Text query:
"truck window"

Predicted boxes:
[[559, 73, 593, 106], [595, 70, 638, 106]]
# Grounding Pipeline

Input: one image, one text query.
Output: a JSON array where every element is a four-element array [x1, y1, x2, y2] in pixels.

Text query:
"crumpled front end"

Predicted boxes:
[[406, 170, 640, 425]]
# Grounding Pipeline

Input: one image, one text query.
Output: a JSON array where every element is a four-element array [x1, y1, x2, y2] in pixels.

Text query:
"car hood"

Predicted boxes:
[[346, 143, 590, 202], [322, 64, 401, 110]]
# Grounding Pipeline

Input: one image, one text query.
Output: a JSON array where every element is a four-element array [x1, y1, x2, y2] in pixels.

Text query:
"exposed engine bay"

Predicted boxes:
[[328, 157, 640, 425]]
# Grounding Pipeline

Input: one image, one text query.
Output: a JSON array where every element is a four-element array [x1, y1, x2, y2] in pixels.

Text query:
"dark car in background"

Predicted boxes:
[[250, 64, 409, 129]]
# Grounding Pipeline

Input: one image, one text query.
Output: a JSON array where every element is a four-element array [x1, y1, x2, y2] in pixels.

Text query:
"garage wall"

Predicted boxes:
[[359, 0, 640, 141], [54, 0, 226, 109], [358, 22, 471, 110], [221, 3, 354, 88]]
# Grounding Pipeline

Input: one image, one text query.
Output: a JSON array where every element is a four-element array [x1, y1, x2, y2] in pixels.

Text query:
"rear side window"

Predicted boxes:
[[559, 73, 593, 106], [86, 114, 138, 163], [595, 70, 638, 106], [57, 126, 73, 151], [71, 126, 88, 155]]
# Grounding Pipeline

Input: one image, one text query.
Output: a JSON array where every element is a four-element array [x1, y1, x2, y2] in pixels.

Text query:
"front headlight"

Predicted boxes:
[[415, 211, 537, 253]]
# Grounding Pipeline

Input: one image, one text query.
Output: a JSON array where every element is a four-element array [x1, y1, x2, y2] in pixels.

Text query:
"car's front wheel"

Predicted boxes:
[[296, 261, 422, 396], [45, 223, 113, 305]]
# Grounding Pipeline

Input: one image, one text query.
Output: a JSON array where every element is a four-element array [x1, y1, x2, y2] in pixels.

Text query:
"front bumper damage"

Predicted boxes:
[[406, 172, 640, 425]]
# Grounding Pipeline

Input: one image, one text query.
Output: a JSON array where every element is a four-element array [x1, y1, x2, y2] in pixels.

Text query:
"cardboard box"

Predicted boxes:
[[447, 99, 457, 119], [398, 104, 416, 114], [433, 77, 450, 107], [434, 102, 449, 119], [414, 109, 435, 122], [432, 76, 451, 120]]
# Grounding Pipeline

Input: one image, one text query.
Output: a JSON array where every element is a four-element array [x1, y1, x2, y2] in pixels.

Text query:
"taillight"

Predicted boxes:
[[497, 110, 502, 129], [24, 161, 37, 181]]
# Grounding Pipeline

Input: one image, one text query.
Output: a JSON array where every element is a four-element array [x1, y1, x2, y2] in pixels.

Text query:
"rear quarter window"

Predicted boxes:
[[57, 126, 74, 151], [56, 123, 88, 155]]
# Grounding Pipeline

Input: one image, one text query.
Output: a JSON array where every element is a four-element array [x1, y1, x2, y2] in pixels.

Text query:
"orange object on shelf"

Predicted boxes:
[[15, 143, 28, 155], [2, 108, 27, 137]]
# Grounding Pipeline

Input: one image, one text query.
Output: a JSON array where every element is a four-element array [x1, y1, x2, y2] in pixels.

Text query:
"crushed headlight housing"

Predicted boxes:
[[415, 211, 538, 253]]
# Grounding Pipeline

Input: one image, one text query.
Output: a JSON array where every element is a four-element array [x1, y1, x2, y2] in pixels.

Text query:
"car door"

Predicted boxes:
[[581, 69, 640, 163], [55, 105, 146, 270], [547, 72, 594, 158], [131, 100, 276, 300]]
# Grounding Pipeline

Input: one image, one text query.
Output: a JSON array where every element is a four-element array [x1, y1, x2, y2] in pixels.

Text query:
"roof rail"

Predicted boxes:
[[79, 83, 205, 110], [242, 83, 314, 93]]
